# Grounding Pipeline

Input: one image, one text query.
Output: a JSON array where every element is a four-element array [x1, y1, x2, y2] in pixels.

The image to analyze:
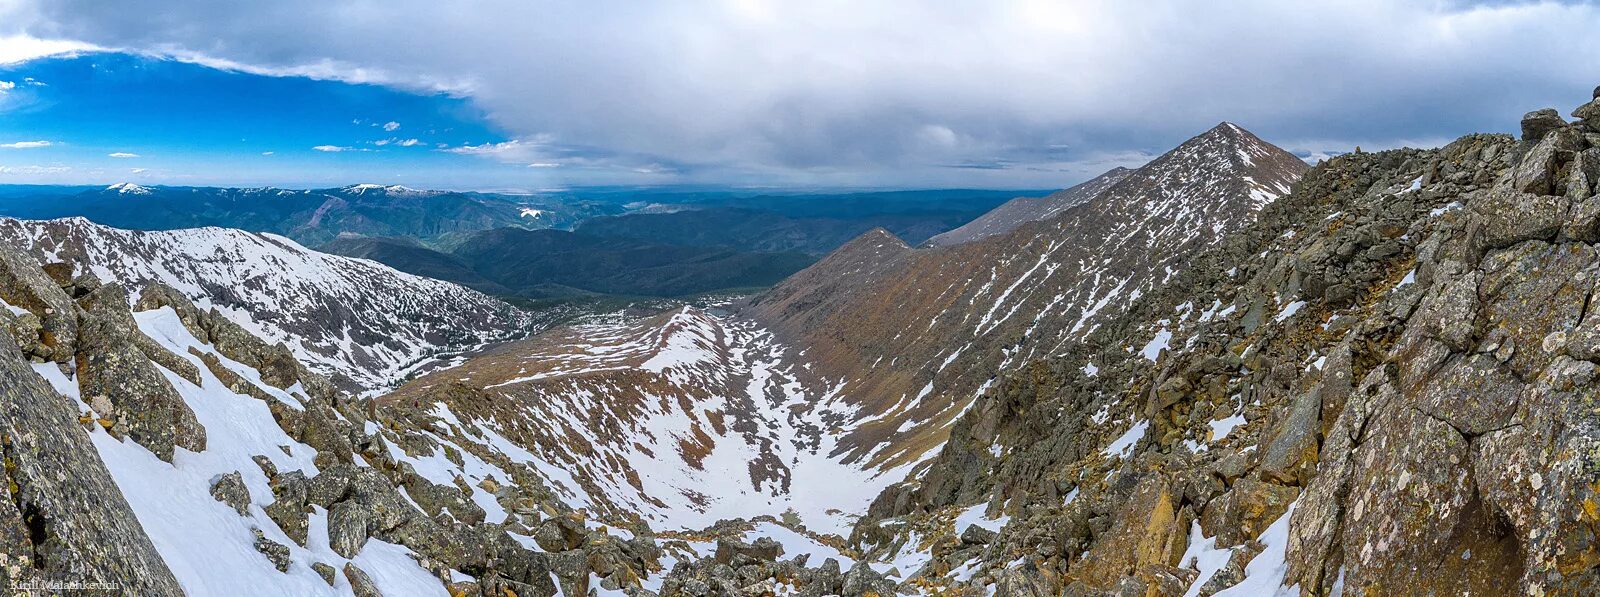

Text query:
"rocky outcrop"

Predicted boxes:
[[75, 282, 206, 461], [0, 251, 182, 594], [841, 90, 1600, 596]]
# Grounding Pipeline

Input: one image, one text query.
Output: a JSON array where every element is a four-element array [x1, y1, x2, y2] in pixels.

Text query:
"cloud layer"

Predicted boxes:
[[3, 0, 1598, 186]]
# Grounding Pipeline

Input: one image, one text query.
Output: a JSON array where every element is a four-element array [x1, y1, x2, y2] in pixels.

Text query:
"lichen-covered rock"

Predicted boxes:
[[1522, 107, 1567, 141], [312, 561, 336, 585], [0, 244, 77, 362], [0, 318, 183, 594], [1068, 475, 1185, 590], [210, 471, 252, 516], [252, 527, 292, 573], [74, 282, 206, 461], [264, 470, 311, 546], [344, 562, 383, 597], [714, 537, 784, 565], [328, 500, 372, 559]]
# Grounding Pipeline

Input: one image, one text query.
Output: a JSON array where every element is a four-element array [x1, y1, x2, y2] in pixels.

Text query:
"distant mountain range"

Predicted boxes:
[[322, 229, 815, 298], [0, 184, 1037, 298], [0, 183, 611, 247]]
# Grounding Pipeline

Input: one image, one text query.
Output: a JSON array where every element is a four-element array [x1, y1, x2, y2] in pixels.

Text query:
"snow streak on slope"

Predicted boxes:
[[384, 307, 912, 536], [0, 217, 537, 395], [26, 307, 448, 596], [748, 122, 1308, 470]]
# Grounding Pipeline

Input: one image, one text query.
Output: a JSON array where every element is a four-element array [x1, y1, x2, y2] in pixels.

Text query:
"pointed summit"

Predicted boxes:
[[750, 122, 1308, 467]]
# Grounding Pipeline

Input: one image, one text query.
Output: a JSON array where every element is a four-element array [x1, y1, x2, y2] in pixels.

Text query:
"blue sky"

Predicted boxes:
[[1, 1, 1598, 190], [0, 53, 545, 188]]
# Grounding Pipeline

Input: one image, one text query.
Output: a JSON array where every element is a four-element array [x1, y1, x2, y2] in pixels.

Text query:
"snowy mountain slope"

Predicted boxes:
[[747, 122, 1308, 470], [28, 309, 448, 596], [382, 306, 911, 536], [0, 217, 541, 394], [923, 166, 1132, 247], [374, 123, 1307, 537]]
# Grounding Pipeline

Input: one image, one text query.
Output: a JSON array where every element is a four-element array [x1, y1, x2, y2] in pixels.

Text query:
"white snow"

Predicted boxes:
[[1103, 420, 1148, 458], [953, 503, 1011, 535], [1181, 502, 1300, 596], [17, 305, 454, 597], [0, 296, 27, 316], [1141, 328, 1172, 362], [1211, 503, 1300, 596], [1274, 301, 1305, 323], [1209, 414, 1246, 443], [519, 208, 545, 219]]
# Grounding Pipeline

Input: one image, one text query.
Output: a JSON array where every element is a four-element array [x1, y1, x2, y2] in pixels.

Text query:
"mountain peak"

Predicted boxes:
[[106, 182, 153, 195]]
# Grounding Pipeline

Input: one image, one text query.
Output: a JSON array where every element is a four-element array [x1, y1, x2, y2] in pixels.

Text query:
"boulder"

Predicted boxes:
[[1199, 479, 1298, 548], [252, 527, 292, 573], [0, 318, 184, 594], [328, 500, 372, 558], [960, 523, 999, 545], [264, 470, 311, 546], [715, 537, 785, 565], [312, 562, 337, 585], [344, 562, 384, 597], [0, 245, 77, 361], [74, 283, 206, 461], [1520, 108, 1566, 141], [209, 471, 252, 516]]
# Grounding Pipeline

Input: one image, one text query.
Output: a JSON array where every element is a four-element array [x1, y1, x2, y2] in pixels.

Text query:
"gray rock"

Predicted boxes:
[[74, 283, 206, 461], [252, 527, 292, 573], [328, 500, 372, 558], [0, 305, 184, 594], [1511, 128, 1574, 195], [1520, 108, 1565, 141], [715, 537, 784, 565], [264, 470, 310, 546], [0, 245, 77, 362], [312, 561, 337, 585], [960, 523, 998, 545], [344, 562, 384, 597], [209, 471, 252, 516]]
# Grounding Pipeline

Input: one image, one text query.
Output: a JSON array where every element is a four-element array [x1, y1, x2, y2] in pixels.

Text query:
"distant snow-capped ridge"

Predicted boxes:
[[106, 182, 153, 195], [341, 183, 438, 196], [0, 216, 545, 395]]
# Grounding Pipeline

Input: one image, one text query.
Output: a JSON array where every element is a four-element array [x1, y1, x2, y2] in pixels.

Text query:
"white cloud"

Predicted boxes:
[[1, 140, 53, 149], [0, 165, 70, 174], [0, 81, 14, 92], [108, 152, 139, 158], [396, 138, 421, 147], [382, 121, 399, 131], [441, 139, 526, 157], [527, 162, 560, 168], [261, 151, 275, 155], [6, 1, 1600, 185], [0, 35, 98, 66], [129, 167, 147, 173], [312, 145, 349, 152]]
